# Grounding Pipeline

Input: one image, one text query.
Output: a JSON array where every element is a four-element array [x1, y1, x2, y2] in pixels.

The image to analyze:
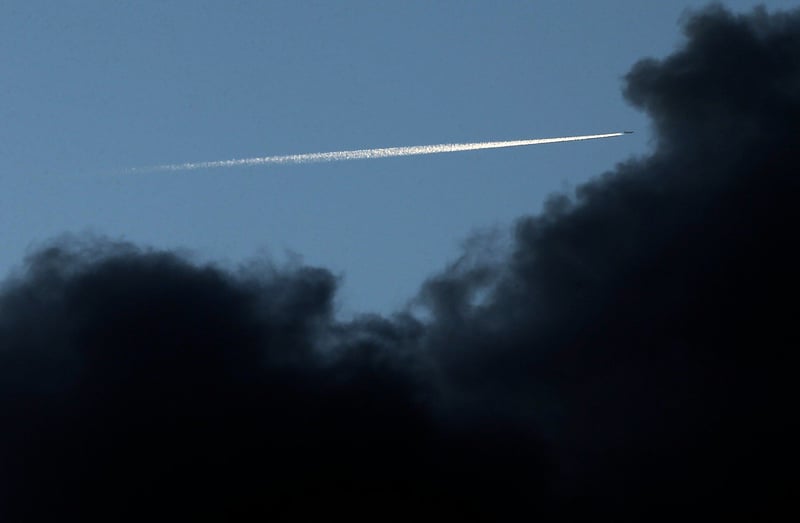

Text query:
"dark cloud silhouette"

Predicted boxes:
[[1, 5, 796, 520], [0, 239, 551, 520]]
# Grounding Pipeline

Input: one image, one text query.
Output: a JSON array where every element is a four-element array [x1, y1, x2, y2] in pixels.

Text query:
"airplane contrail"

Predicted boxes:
[[131, 132, 631, 173]]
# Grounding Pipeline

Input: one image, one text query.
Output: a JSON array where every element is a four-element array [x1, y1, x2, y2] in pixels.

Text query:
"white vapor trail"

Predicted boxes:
[[133, 132, 627, 173]]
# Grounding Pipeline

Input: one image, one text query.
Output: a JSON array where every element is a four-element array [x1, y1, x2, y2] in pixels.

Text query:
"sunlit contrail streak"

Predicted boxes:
[[133, 132, 628, 173]]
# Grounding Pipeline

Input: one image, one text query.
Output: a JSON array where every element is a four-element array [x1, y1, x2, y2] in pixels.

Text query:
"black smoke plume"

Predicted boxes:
[[1, 5, 796, 520]]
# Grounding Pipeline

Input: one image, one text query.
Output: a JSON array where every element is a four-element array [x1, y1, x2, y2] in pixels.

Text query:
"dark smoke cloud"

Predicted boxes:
[[1, 5, 796, 520]]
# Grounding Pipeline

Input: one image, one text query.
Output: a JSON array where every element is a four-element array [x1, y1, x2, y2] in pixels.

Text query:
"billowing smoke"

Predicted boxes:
[[1, 5, 796, 520], [133, 132, 626, 172]]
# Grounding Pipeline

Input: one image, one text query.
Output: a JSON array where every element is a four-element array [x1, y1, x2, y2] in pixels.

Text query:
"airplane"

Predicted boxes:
[[623, 131, 634, 134]]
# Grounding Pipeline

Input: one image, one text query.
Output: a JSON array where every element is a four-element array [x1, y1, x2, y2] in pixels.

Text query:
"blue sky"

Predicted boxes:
[[0, 0, 789, 315]]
